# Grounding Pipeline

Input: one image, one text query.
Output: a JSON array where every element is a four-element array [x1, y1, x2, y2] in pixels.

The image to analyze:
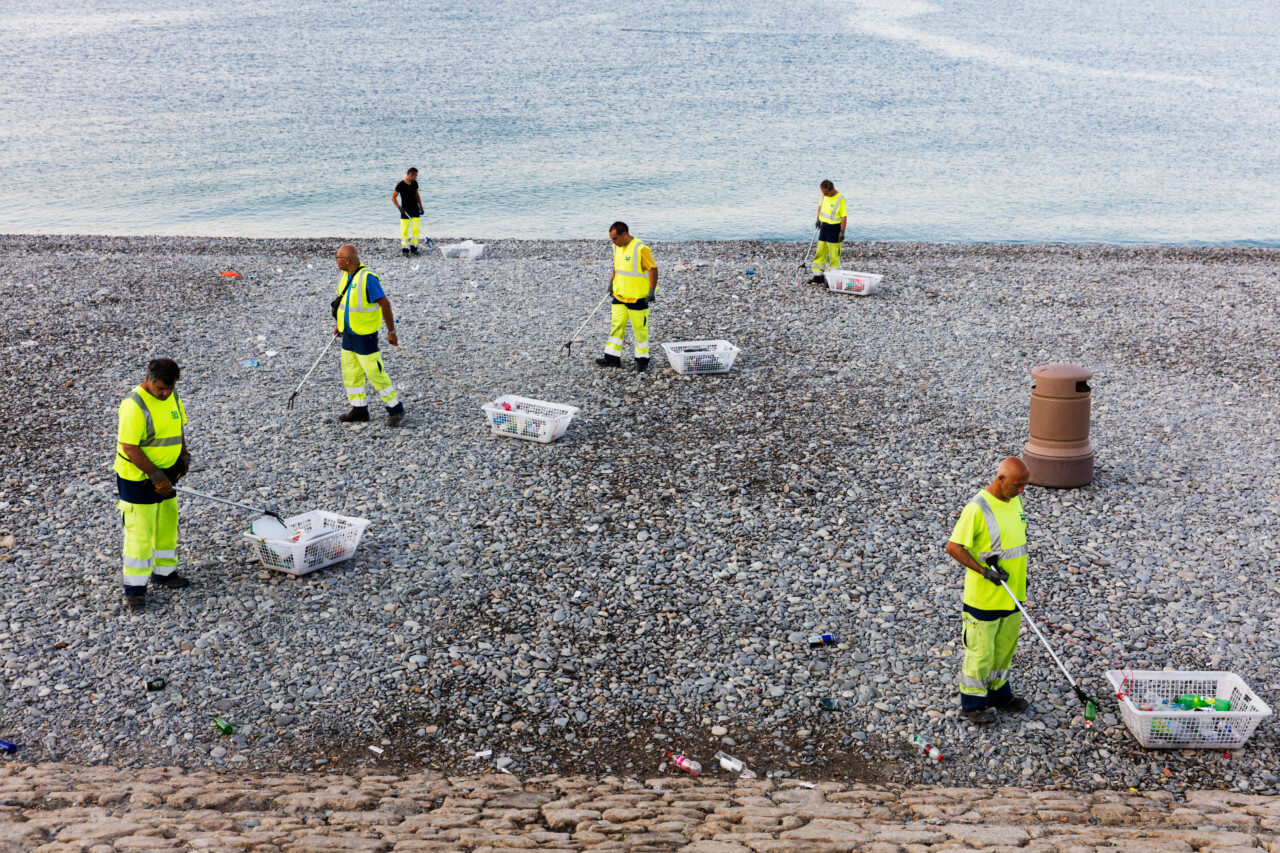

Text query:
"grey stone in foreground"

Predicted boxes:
[[1, 763, 1279, 851]]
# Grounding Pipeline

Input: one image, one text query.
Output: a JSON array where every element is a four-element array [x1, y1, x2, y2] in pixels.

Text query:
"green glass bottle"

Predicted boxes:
[[1174, 694, 1230, 711], [1084, 700, 1096, 730], [212, 717, 235, 735]]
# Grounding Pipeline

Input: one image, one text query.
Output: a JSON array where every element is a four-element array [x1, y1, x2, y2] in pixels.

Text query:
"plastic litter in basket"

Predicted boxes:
[[825, 269, 883, 296], [661, 340, 740, 375], [243, 510, 371, 576], [482, 395, 580, 443], [1106, 669, 1272, 750], [440, 240, 485, 260]]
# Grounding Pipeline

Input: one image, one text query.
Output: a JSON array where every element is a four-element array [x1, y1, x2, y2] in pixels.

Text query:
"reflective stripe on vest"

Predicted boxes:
[[126, 391, 185, 448], [818, 192, 844, 224], [339, 267, 382, 335], [973, 493, 1028, 564], [612, 239, 650, 303]]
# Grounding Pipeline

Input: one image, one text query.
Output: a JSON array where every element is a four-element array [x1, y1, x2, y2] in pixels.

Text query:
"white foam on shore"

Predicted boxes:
[[843, 0, 1271, 96]]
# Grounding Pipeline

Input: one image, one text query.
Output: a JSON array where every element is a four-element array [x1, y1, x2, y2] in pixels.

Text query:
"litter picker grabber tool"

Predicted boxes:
[[1000, 579, 1099, 727], [286, 333, 338, 410], [563, 293, 611, 357], [174, 486, 283, 521], [798, 198, 822, 275]]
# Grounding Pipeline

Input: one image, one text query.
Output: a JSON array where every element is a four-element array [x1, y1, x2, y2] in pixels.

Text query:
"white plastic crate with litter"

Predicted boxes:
[[825, 269, 883, 296], [661, 340, 740, 375], [242, 510, 371, 576], [482, 395, 580, 443], [439, 240, 485, 260], [1106, 670, 1272, 749]]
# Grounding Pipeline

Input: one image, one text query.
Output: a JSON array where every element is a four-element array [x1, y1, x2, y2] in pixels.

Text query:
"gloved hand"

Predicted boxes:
[[169, 450, 191, 483], [647, 288, 656, 304], [982, 564, 1010, 584], [148, 469, 174, 498], [814, 220, 820, 229]]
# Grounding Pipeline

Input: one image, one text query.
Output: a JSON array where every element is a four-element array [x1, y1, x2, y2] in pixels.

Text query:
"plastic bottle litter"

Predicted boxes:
[[1084, 700, 1097, 730], [808, 633, 836, 648], [714, 750, 757, 778], [0, 739, 17, 754], [145, 677, 166, 692], [668, 753, 701, 776], [908, 734, 944, 762], [212, 717, 235, 735], [1175, 694, 1231, 711], [241, 360, 260, 368], [818, 697, 838, 710]]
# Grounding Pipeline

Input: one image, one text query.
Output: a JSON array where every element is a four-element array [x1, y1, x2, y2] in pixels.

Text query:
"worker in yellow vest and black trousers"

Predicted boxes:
[[114, 358, 191, 613], [809, 179, 847, 284], [944, 457, 1033, 725], [333, 244, 405, 426], [596, 221, 658, 373]]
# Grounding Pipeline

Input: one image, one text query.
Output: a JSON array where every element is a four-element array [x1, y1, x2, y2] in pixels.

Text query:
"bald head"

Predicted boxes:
[[335, 244, 360, 274], [988, 456, 1030, 501]]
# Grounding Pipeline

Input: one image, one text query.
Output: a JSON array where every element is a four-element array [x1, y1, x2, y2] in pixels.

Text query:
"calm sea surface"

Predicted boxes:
[[2, 0, 1278, 243]]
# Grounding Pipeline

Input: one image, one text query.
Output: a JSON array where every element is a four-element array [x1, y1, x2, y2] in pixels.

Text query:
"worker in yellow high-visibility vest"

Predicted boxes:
[[944, 456, 1034, 725], [809, 179, 847, 284], [333, 244, 406, 426], [596, 221, 658, 373], [113, 358, 191, 613]]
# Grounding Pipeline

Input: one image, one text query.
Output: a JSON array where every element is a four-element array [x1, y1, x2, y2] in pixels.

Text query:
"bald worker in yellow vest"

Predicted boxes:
[[596, 221, 658, 373], [114, 358, 191, 613], [333, 244, 406, 426], [945, 456, 1033, 725], [809, 179, 847, 284]]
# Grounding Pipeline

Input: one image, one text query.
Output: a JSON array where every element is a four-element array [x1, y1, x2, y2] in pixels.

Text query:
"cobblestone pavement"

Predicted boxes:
[[1, 763, 1278, 851]]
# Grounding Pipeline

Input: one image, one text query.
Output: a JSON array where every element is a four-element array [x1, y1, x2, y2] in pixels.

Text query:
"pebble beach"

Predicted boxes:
[[1, 234, 1278, 797]]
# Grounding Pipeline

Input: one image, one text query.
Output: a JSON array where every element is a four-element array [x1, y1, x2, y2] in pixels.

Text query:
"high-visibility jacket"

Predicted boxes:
[[336, 266, 382, 335], [611, 238, 652, 304], [818, 192, 846, 225], [952, 489, 1028, 611], [113, 386, 187, 480]]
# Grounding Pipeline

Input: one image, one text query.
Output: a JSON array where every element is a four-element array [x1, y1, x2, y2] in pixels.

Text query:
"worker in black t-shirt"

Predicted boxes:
[[392, 168, 425, 257]]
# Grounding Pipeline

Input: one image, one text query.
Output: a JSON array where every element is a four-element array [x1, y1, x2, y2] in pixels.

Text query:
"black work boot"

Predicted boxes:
[[338, 407, 370, 423], [595, 354, 622, 368], [151, 572, 190, 589], [962, 708, 997, 725], [635, 358, 650, 373], [387, 405, 405, 427], [809, 274, 826, 284], [401, 247, 410, 257], [993, 695, 1030, 714], [124, 592, 146, 612], [409, 245, 420, 256]]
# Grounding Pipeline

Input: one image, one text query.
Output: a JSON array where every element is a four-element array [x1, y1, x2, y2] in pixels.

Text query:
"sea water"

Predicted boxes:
[[1, 0, 1277, 244]]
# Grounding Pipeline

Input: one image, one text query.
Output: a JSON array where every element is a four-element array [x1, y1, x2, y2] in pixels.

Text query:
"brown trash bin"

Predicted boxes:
[[1023, 363, 1094, 488]]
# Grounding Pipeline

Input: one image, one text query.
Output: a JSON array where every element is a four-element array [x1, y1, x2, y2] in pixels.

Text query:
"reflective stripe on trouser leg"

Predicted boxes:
[[812, 240, 840, 273], [408, 217, 420, 246], [120, 500, 156, 587], [341, 349, 368, 406], [629, 307, 649, 357], [960, 611, 995, 708], [812, 241, 829, 274], [605, 304, 627, 356], [354, 349, 399, 409], [151, 497, 179, 577], [986, 612, 1021, 691]]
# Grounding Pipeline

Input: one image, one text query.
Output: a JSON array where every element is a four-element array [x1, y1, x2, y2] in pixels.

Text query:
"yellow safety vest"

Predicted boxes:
[[818, 192, 845, 225], [113, 386, 186, 480], [336, 266, 382, 335], [611, 238, 651, 304], [960, 491, 1028, 611]]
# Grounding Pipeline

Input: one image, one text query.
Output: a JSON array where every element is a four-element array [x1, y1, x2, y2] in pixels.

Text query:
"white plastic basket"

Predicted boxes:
[[1106, 670, 1272, 749], [242, 510, 371, 576], [439, 240, 485, 260], [825, 269, 882, 296], [661, 340, 740, 375], [482, 395, 580, 443]]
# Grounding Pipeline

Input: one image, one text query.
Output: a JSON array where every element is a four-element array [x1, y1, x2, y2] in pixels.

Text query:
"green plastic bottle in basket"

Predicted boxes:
[[1175, 694, 1231, 711]]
